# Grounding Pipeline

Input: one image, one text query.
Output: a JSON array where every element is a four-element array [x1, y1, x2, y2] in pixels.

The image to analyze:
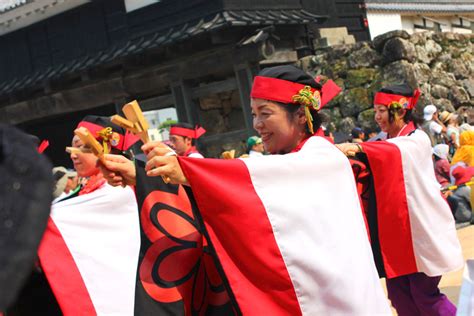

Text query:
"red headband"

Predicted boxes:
[[37, 140, 49, 154], [250, 76, 318, 104], [374, 89, 420, 110], [170, 126, 206, 139], [250, 76, 342, 109], [76, 121, 139, 151]]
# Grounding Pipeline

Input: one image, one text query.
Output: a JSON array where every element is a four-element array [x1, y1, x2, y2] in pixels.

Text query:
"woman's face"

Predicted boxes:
[[374, 104, 390, 133], [374, 104, 405, 137], [70, 135, 99, 177], [251, 98, 305, 154]]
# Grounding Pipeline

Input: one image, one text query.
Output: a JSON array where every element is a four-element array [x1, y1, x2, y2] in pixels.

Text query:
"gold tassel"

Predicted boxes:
[[292, 86, 321, 134], [304, 106, 314, 134], [97, 127, 113, 154]]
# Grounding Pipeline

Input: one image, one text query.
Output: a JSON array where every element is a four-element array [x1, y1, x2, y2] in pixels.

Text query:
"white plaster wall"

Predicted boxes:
[[368, 13, 473, 38], [367, 12, 403, 39], [124, 0, 160, 12]]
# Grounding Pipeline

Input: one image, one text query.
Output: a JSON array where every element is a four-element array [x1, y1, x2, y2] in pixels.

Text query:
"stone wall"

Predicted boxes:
[[297, 30, 474, 133]]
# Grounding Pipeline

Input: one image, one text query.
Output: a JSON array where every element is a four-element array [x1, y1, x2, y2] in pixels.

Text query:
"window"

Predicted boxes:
[[143, 107, 178, 141]]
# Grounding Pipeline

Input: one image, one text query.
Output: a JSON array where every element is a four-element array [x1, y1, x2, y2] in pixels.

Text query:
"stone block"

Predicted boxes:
[[317, 27, 348, 39], [382, 37, 416, 64], [431, 84, 449, 99], [348, 45, 381, 68], [449, 86, 470, 108], [343, 35, 356, 45], [413, 62, 431, 82], [346, 68, 379, 88], [373, 30, 410, 53], [461, 78, 474, 98]]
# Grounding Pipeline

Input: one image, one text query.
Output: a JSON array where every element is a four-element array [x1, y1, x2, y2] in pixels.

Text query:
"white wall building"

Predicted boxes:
[[366, 0, 474, 39], [0, 0, 90, 35]]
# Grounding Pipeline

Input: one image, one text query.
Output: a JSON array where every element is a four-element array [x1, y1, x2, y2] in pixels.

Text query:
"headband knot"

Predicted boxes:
[[97, 127, 114, 154], [292, 86, 321, 134], [170, 125, 206, 139]]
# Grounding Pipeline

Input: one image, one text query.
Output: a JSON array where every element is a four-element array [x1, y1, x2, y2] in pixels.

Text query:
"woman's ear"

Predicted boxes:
[[398, 108, 407, 120], [296, 107, 307, 125]]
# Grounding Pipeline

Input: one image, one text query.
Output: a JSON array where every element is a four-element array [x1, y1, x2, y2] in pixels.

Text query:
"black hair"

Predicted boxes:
[[258, 65, 322, 135], [378, 84, 415, 124], [258, 65, 322, 90], [277, 102, 322, 135], [379, 84, 414, 98]]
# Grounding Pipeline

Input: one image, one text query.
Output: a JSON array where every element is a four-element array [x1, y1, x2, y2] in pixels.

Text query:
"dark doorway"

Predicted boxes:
[[18, 104, 116, 168]]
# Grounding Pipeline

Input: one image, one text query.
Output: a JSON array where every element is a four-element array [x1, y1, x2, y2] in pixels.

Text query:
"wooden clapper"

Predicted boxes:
[[111, 100, 171, 183], [67, 128, 106, 164]]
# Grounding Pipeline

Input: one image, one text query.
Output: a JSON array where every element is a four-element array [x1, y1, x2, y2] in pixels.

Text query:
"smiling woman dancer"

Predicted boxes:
[[100, 65, 391, 315], [38, 116, 141, 315]]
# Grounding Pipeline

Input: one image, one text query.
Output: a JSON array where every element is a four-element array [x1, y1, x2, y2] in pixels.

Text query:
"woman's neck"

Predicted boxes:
[[387, 120, 407, 138], [285, 133, 311, 154]]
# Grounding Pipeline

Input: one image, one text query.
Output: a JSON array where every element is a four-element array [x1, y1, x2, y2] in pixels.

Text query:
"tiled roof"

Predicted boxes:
[[366, 2, 474, 13], [365, 0, 474, 2], [0, 9, 323, 97]]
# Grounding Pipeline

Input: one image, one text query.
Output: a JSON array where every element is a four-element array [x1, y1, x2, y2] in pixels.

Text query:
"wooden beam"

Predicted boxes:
[[170, 83, 187, 123], [234, 63, 259, 132], [0, 44, 265, 124], [191, 78, 238, 99], [181, 80, 200, 125], [0, 77, 128, 124], [139, 94, 175, 112]]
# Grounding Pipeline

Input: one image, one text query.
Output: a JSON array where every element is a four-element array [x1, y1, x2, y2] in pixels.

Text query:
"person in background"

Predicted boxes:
[[64, 169, 79, 194], [450, 165, 474, 223], [433, 144, 451, 188], [365, 127, 378, 140], [246, 136, 265, 157], [440, 111, 460, 154], [351, 127, 365, 143], [337, 84, 463, 316], [432, 144, 463, 218], [459, 123, 473, 134], [422, 104, 446, 146], [452, 130, 474, 167], [52, 167, 78, 201], [169, 123, 206, 158]]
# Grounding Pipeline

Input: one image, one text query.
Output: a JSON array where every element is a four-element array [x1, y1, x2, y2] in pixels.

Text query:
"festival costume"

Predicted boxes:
[[184, 146, 204, 158], [354, 86, 463, 315], [37, 116, 141, 315], [38, 181, 140, 315], [174, 66, 390, 315], [178, 136, 391, 315]]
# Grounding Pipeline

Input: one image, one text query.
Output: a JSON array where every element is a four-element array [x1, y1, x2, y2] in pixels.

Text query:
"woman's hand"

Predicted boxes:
[[142, 142, 189, 185], [335, 143, 363, 157], [98, 154, 136, 187]]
